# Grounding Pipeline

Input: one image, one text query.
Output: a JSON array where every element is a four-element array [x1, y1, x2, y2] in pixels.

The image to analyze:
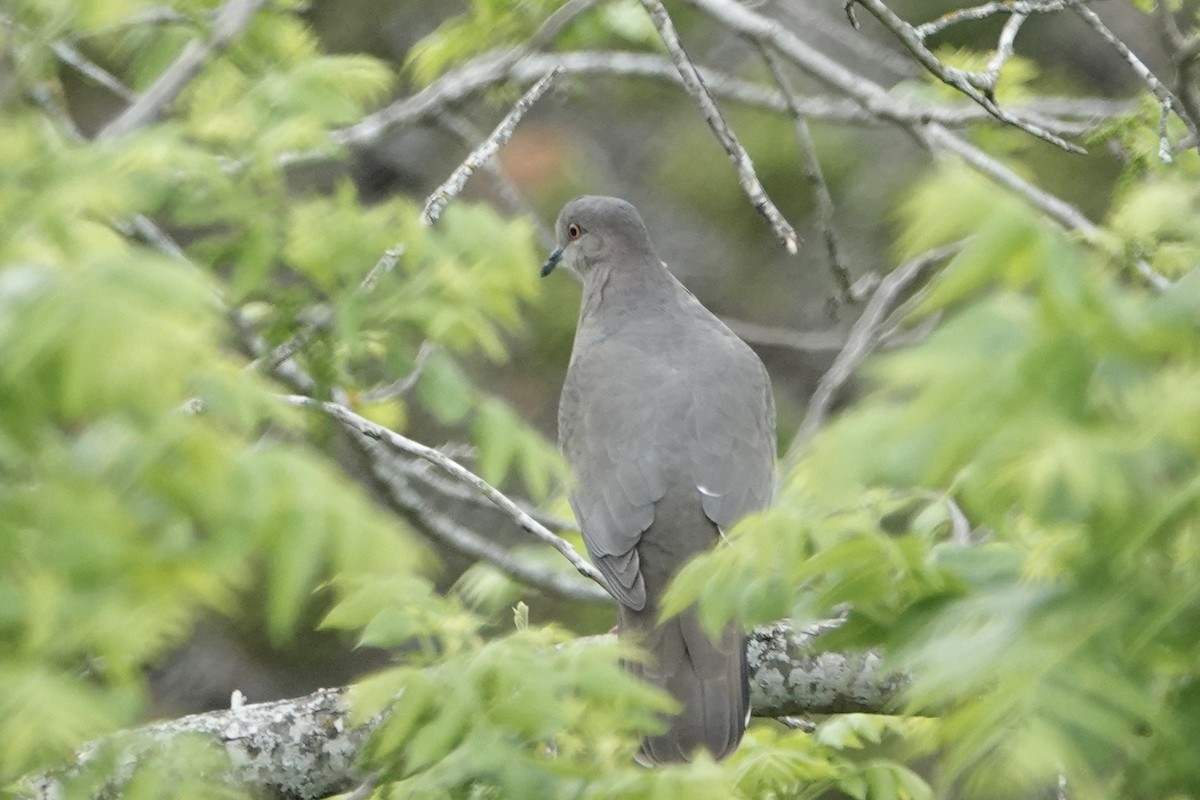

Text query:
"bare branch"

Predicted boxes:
[[756, 43, 852, 303], [400, 456, 581, 535], [913, 0, 1072, 40], [984, 12, 1028, 91], [678, 0, 1165, 289], [435, 111, 558, 251], [784, 243, 962, 468], [1070, 0, 1198, 145], [50, 41, 135, 102], [421, 67, 564, 227], [284, 396, 615, 596], [332, 47, 1127, 155], [1156, 1, 1200, 152], [639, 0, 800, 254], [360, 438, 610, 604], [98, 0, 269, 139], [846, 0, 1085, 152]]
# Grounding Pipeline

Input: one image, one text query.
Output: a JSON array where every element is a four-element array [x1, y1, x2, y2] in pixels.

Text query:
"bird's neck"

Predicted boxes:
[[577, 258, 681, 332]]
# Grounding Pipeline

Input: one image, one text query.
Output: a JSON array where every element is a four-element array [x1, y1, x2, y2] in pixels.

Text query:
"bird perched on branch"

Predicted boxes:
[[542, 195, 776, 765]]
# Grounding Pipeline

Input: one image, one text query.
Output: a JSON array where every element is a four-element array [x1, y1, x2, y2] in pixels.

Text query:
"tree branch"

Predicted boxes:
[[283, 396, 615, 597], [20, 623, 902, 800], [639, 0, 800, 254], [784, 243, 962, 468], [846, 0, 1085, 152], [434, 111, 558, 251], [19, 688, 367, 800], [913, 0, 1072, 40], [421, 67, 564, 227], [755, 43, 852, 303], [686, 0, 1169, 289], [330, 47, 1127, 154], [358, 437, 610, 604], [1069, 0, 1198, 147]]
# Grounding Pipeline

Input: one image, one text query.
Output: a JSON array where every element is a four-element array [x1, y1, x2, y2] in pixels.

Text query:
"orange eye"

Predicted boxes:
[[567, 223, 582, 240]]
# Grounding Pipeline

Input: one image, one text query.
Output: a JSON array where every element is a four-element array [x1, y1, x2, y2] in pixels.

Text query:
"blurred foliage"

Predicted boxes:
[[6, 0, 1200, 799], [406, 0, 658, 85]]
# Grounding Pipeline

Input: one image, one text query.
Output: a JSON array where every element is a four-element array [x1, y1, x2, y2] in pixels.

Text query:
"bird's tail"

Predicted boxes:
[[620, 606, 749, 765]]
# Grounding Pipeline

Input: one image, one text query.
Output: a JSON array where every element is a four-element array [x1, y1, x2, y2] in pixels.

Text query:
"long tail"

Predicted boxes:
[[621, 606, 749, 765]]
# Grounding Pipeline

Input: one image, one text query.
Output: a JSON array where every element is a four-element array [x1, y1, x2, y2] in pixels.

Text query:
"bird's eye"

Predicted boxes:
[[567, 223, 582, 240]]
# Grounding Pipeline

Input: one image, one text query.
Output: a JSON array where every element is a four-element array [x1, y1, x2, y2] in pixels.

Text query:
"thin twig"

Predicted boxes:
[[639, 0, 800, 254], [50, 42, 135, 102], [421, 67, 564, 227], [1070, 0, 1197, 142], [98, 0, 270, 139], [1155, 1, 1200, 153], [435, 110, 557, 251], [784, 243, 961, 469], [284, 396, 615, 597], [756, 43, 852, 302], [684, 0, 1155, 284], [982, 12, 1028, 94], [250, 245, 405, 376], [845, 0, 1084, 152], [401, 456, 580, 534], [359, 245, 405, 293], [914, 0, 1071, 40]]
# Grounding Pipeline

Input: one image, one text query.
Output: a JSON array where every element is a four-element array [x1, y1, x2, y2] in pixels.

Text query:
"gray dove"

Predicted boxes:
[[542, 196, 776, 764]]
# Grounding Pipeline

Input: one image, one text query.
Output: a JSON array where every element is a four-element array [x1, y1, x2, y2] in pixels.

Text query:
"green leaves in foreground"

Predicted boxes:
[[670, 168, 1200, 798]]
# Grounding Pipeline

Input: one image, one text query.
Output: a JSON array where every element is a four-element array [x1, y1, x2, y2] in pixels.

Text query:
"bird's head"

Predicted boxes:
[[541, 195, 656, 278]]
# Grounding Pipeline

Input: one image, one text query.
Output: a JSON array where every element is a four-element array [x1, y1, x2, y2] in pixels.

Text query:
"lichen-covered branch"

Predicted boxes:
[[20, 625, 902, 800], [19, 688, 367, 800]]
